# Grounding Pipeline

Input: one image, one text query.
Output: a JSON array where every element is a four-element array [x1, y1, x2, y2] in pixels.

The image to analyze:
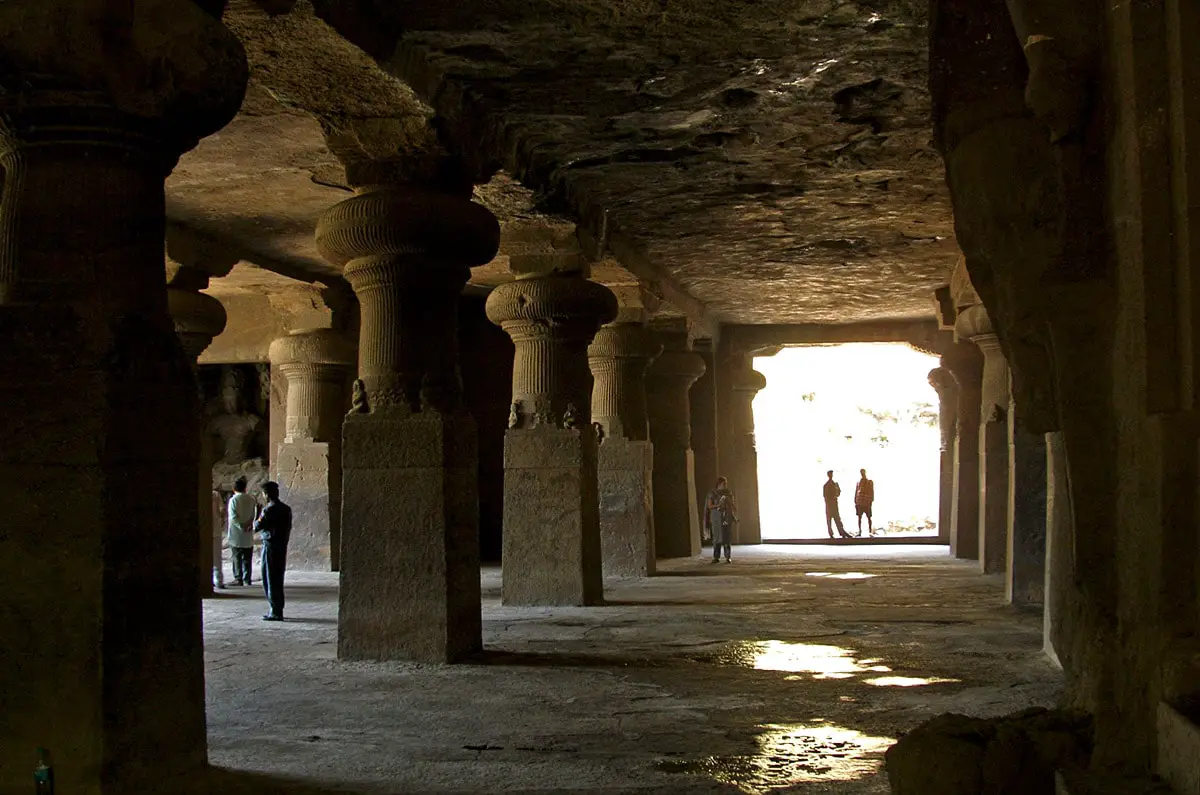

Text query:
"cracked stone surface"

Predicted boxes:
[[202, 545, 1059, 793], [166, 0, 957, 326]]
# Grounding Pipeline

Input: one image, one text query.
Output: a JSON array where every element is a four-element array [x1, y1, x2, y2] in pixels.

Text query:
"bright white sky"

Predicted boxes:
[[752, 343, 941, 540]]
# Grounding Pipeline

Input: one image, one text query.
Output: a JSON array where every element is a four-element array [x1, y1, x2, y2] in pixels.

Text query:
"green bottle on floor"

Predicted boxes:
[[34, 748, 53, 794]]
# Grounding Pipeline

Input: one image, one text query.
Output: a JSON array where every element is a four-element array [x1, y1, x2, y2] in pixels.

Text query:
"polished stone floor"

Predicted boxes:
[[203, 545, 1060, 793]]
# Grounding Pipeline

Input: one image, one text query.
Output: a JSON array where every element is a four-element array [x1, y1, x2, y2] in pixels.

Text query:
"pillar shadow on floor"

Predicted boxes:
[[469, 648, 675, 669]]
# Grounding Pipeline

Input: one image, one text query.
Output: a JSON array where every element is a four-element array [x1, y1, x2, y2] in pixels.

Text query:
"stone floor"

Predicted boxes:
[[203, 545, 1060, 794]]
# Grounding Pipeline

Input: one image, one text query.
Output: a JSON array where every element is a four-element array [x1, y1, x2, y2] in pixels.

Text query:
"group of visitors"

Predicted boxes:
[[703, 468, 877, 561], [217, 477, 293, 621]]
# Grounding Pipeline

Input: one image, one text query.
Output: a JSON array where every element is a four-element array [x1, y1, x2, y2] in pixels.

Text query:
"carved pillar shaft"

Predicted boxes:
[[929, 366, 959, 545], [487, 272, 617, 605], [646, 330, 706, 558], [588, 322, 660, 577], [318, 182, 499, 661], [972, 331, 1011, 575], [168, 282, 227, 599], [269, 330, 355, 571], [0, 9, 247, 790], [943, 341, 984, 560], [690, 342, 719, 527], [729, 360, 767, 545], [1007, 385, 1047, 606]]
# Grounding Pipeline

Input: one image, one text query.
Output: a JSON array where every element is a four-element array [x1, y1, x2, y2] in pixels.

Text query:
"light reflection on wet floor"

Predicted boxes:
[[658, 721, 894, 792], [713, 640, 960, 687], [805, 572, 878, 580]]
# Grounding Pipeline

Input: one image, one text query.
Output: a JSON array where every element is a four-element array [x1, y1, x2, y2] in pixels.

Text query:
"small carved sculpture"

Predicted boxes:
[[349, 379, 369, 415], [508, 401, 522, 429], [562, 402, 579, 430], [593, 422, 606, 444], [533, 409, 555, 428], [986, 403, 1006, 424]]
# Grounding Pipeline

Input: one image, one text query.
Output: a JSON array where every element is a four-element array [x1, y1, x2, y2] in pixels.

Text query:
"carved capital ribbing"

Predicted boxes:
[[269, 330, 355, 444], [588, 322, 662, 441], [317, 184, 499, 415], [488, 272, 617, 428]]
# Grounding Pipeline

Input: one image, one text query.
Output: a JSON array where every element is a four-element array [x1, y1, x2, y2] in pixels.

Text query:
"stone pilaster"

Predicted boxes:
[[928, 366, 959, 546], [318, 182, 499, 662], [690, 340, 719, 534], [0, 5, 247, 791], [588, 322, 661, 577], [942, 341, 983, 560], [646, 328, 706, 558], [1008, 386, 1048, 606], [960, 304, 1010, 576], [487, 272, 617, 605], [729, 360, 767, 545], [268, 329, 355, 571], [168, 276, 227, 598]]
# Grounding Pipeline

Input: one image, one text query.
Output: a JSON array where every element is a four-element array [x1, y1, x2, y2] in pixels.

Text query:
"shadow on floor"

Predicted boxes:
[[468, 648, 676, 669], [208, 767, 371, 794]]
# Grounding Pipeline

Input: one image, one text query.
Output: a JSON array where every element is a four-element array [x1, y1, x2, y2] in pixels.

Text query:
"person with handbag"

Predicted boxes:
[[705, 477, 738, 564]]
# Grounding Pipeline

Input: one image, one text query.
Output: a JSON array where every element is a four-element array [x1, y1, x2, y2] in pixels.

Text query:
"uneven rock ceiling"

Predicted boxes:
[[167, 0, 957, 329]]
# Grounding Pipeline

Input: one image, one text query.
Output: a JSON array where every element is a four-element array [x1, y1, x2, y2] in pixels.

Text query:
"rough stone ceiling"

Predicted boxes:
[[168, 0, 957, 326]]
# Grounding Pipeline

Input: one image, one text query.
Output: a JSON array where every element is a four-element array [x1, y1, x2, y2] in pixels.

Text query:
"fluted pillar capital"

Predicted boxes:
[[588, 322, 662, 441], [731, 366, 767, 396], [955, 303, 997, 344], [487, 272, 617, 428], [167, 286, 226, 362], [318, 182, 499, 415], [269, 329, 355, 444], [268, 328, 356, 369]]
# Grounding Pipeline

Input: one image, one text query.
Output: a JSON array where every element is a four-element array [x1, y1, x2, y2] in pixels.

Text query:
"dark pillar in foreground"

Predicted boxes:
[[646, 326, 706, 558], [690, 340, 719, 530], [1007, 388, 1047, 606], [589, 322, 660, 577], [0, 8, 247, 791], [322, 182, 499, 662], [943, 341, 983, 559], [268, 329, 355, 570], [487, 272, 617, 605]]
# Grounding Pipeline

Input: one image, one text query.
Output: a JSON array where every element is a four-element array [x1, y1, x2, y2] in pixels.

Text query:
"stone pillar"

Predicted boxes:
[[168, 275, 227, 597], [729, 359, 767, 544], [318, 182, 499, 662], [942, 341, 983, 559], [1008, 386, 1047, 605], [646, 327, 706, 558], [1044, 431, 1070, 666], [268, 329, 355, 571], [962, 307, 1010, 575], [690, 340, 719, 530], [588, 322, 660, 577], [0, 6, 247, 791], [487, 272, 617, 605], [928, 366, 958, 546]]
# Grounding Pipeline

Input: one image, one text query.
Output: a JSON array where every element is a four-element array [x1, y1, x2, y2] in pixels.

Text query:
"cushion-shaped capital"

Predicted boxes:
[[316, 186, 500, 269], [268, 328, 356, 368], [648, 349, 706, 383], [589, 323, 663, 361], [167, 286, 226, 340], [731, 367, 767, 393], [485, 272, 618, 332], [0, 0, 248, 153], [954, 303, 995, 342]]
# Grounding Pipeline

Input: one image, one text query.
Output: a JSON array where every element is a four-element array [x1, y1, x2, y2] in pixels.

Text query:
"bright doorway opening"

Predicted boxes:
[[753, 343, 940, 541]]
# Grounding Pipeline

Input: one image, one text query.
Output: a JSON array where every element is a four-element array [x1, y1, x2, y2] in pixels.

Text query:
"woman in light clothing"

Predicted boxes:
[[227, 476, 258, 586]]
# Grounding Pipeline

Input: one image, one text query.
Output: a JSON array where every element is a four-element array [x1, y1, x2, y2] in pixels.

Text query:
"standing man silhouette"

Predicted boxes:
[[254, 481, 292, 621], [823, 470, 850, 539], [855, 468, 875, 537]]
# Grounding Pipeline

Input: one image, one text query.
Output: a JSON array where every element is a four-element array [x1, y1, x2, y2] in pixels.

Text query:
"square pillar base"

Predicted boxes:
[[502, 427, 603, 605], [1007, 426, 1047, 605], [598, 438, 655, 578], [979, 420, 1009, 574], [275, 440, 338, 571], [338, 410, 481, 663]]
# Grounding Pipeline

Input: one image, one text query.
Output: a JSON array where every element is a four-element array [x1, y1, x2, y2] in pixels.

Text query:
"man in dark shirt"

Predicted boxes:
[[823, 470, 850, 539], [253, 481, 292, 621]]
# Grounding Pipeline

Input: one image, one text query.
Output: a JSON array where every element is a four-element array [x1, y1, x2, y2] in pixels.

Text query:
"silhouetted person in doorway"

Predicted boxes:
[[227, 476, 258, 585], [254, 481, 292, 621], [705, 476, 738, 564], [854, 468, 875, 537], [824, 470, 850, 539]]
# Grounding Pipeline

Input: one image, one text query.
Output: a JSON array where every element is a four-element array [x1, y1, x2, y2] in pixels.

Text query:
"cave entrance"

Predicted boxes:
[[753, 343, 941, 542]]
